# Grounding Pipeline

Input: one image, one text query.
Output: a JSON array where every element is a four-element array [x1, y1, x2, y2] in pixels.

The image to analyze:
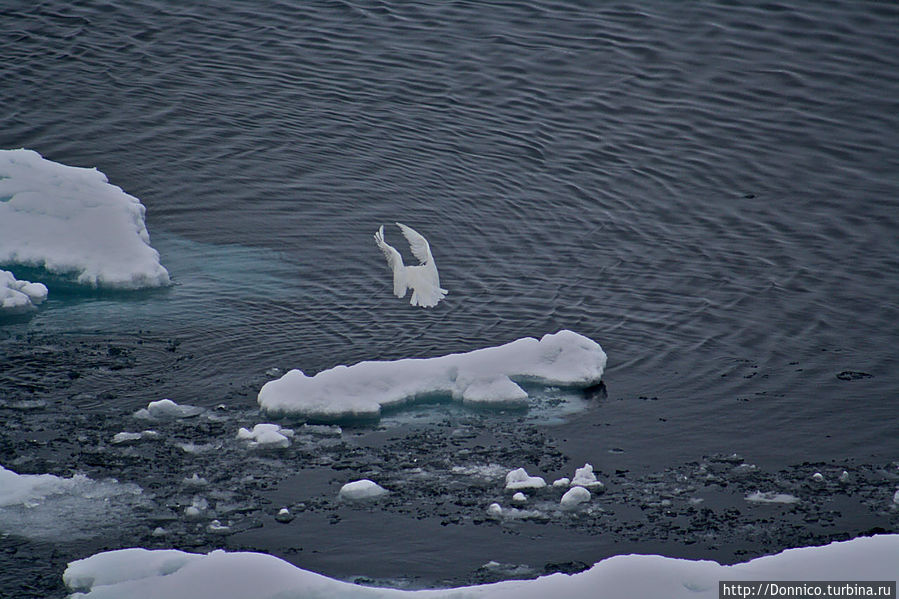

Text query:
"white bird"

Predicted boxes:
[[374, 222, 447, 308]]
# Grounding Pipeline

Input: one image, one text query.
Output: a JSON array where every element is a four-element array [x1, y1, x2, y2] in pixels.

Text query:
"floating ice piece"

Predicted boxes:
[[570, 463, 604, 490], [275, 508, 294, 523], [0, 269, 47, 314], [111, 430, 158, 444], [560, 486, 591, 509], [134, 399, 204, 420], [237, 424, 294, 448], [839, 470, 850, 484], [112, 432, 144, 444], [374, 222, 447, 308], [451, 464, 508, 480], [893, 489, 899, 506], [745, 491, 800, 504], [61, 536, 899, 599], [0, 149, 170, 288], [0, 464, 144, 540], [339, 480, 388, 501], [512, 492, 527, 504], [207, 520, 231, 535], [184, 496, 208, 519], [151, 527, 167, 537], [505, 468, 546, 491], [259, 330, 606, 422], [183, 474, 209, 487], [811, 472, 824, 483], [552, 477, 571, 488], [486, 503, 504, 518]]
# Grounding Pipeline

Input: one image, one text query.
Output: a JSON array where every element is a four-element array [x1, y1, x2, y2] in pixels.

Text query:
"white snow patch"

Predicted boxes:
[[511, 492, 527, 504], [258, 330, 606, 421], [237, 424, 294, 448], [504, 468, 546, 491], [339, 480, 389, 501], [0, 269, 47, 314], [552, 477, 570, 488], [134, 399, 204, 420], [0, 148, 169, 288], [560, 486, 591, 509], [745, 491, 800, 504], [61, 535, 899, 599]]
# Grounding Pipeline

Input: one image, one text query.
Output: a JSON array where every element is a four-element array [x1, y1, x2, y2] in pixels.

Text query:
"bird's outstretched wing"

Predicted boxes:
[[396, 222, 433, 265], [373, 225, 407, 298]]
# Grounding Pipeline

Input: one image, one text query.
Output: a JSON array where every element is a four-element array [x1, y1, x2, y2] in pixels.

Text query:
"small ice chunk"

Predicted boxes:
[[338, 480, 388, 501], [892, 489, 899, 506], [839, 471, 850, 484], [184, 496, 208, 519], [176, 442, 217, 454], [745, 491, 800, 504], [275, 508, 294, 523], [134, 399, 203, 420], [0, 270, 48, 314], [150, 527, 167, 537], [571, 463, 604, 490], [111, 432, 144, 445], [512, 492, 527, 504], [183, 474, 208, 487], [207, 520, 231, 535], [812, 472, 825, 483], [505, 468, 546, 491], [236, 423, 294, 448], [486, 503, 503, 518], [552, 477, 571, 488], [560, 486, 591, 509]]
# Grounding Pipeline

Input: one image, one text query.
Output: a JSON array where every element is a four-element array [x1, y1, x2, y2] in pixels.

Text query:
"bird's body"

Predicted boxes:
[[374, 222, 447, 307]]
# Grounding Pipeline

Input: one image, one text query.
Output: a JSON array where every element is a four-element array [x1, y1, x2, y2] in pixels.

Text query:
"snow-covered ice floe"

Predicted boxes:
[[0, 148, 169, 289], [0, 269, 47, 314], [258, 330, 606, 421], [62, 535, 899, 599]]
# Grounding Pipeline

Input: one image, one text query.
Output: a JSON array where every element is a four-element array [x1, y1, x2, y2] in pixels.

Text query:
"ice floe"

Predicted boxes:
[[560, 486, 591, 509], [111, 430, 159, 444], [0, 463, 144, 540], [0, 269, 47, 314], [62, 535, 899, 599], [570, 463, 604, 490], [237, 423, 294, 448], [134, 398, 204, 420], [258, 331, 606, 422], [339, 479, 389, 501], [504, 468, 546, 492], [745, 491, 800, 504], [0, 148, 170, 289]]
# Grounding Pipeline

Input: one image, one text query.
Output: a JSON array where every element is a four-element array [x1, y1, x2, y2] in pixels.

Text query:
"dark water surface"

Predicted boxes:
[[1, 0, 898, 596]]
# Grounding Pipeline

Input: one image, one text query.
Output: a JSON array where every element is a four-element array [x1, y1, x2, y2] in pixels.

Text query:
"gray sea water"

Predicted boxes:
[[1, 1, 898, 597]]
